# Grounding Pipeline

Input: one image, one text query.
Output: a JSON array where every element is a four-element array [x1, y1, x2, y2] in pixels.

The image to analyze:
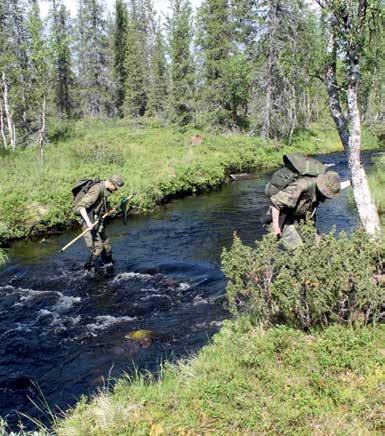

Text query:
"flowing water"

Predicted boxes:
[[0, 151, 378, 430]]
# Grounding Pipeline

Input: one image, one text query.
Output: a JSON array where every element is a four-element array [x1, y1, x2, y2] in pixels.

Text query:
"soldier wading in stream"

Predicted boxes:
[[73, 175, 124, 271], [265, 153, 343, 250]]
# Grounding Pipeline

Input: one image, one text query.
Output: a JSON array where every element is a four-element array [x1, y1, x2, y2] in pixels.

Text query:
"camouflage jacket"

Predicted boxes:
[[73, 181, 111, 217], [270, 176, 318, 219]]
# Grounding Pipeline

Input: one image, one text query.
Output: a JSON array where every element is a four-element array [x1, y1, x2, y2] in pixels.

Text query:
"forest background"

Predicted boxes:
[[1, 0, 383, 151]]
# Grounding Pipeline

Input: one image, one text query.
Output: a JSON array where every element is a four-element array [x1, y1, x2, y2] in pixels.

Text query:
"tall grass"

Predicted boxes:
[[369, 154, 385, 215]]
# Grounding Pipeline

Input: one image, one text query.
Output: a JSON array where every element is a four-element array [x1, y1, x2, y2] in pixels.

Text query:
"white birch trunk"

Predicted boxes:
[[347, 71, 381, 236], [38, 94, 46, 163], [1, 72, 16, 151], [324, 11, 380, 236], [0, 101, 7, 149]]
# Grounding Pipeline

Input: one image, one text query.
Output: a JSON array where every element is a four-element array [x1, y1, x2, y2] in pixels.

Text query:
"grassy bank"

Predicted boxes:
[[1, 118, 380, 246], [54, 321, 385, 435]]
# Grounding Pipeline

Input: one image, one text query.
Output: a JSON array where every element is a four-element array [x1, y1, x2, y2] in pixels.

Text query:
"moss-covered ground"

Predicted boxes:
[[2, 119, 379, 246], [53, 321, 385, 435]]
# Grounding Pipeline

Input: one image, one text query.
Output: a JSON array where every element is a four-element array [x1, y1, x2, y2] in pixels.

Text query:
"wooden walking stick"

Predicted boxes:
[[58, 210, 113, 253]]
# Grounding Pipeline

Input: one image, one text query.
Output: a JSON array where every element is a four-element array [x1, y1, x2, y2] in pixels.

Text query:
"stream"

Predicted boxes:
[[0, 151, 378, 430]]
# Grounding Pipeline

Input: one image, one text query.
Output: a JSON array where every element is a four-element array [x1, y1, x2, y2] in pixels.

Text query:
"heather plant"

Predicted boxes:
[[222, 223, 385, 330]]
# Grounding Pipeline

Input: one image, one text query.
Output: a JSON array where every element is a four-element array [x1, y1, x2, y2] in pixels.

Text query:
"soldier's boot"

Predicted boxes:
[[101, 250, 114, 274], [84, 252, 97, 273]]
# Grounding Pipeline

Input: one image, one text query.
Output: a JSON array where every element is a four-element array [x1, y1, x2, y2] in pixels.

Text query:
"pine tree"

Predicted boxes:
[[49, 0, 73, 119], [167, 0, 195, 126]]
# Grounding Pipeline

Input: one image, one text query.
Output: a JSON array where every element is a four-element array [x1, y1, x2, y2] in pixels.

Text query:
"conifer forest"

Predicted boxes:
[[0, 0, 383, 153]]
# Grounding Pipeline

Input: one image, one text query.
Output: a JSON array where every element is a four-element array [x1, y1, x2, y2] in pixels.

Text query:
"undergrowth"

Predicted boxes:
[[222, 222, 385, 329]]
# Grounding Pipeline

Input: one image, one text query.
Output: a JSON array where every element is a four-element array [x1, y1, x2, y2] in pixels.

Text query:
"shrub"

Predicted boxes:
[[222, 223, 385, 330]]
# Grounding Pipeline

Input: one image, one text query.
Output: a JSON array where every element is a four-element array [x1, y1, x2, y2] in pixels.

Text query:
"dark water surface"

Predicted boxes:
[[0, 151, 377, 429]]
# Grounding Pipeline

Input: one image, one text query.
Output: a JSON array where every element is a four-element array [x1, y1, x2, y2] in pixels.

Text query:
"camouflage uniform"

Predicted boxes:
[[73, 181, 112, 259], [270, 176, 318, 250]]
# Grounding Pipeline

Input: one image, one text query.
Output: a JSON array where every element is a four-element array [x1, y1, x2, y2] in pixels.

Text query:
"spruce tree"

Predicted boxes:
[[255, 0, 321, 141], [167, 0, 195, 126], [196, 0, 251, 129], [27, 0, 49, 157], [76, 0, 113, 117], [49, 0, 73, 119], [113, 0, 128, 118], [123, 0, 147, 117], [147, 21, 168, 117]]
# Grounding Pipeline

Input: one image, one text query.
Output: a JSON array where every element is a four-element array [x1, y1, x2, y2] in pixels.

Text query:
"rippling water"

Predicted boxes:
[[0, 151, 377, 429]]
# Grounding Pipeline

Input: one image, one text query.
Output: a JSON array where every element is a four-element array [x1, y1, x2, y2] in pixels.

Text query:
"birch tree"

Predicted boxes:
[[317, 0, 381, 236]]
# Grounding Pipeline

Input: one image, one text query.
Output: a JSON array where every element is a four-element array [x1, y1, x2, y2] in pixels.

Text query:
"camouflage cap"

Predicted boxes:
[[109, 174, 124, 188], [316, 171, 341, 199]]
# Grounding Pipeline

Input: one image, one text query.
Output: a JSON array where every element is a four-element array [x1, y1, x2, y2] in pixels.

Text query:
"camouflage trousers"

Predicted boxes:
[[280, 221, 304, 251], [82, 221, 112, 258], [279, 216, 319, 251]]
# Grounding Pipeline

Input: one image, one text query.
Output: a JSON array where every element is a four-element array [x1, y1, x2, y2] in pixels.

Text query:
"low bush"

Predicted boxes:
[[222, 223, 385, 330]]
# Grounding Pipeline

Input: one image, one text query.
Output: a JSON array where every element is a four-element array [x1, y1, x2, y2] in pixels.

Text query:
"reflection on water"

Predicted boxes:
[[0, 151, 376, 429]]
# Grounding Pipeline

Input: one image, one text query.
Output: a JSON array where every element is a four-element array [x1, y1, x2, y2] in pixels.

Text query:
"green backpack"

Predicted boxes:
[[72, 178, 100, 214], [265, 153, 325, 198]]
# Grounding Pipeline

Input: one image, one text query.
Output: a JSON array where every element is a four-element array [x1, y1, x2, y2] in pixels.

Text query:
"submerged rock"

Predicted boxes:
[[125, 329, 158, 348]]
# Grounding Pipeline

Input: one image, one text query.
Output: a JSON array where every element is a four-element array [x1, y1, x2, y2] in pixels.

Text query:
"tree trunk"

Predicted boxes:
[[1, 72, 16, 151], [324, 12, 380, 236], [38, 94, 46, 163], [346, 61, 381, 236], [0, 101, 7, 149]]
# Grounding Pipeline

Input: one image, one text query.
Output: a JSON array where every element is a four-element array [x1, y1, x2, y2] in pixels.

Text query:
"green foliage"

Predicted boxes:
[[222, 222, 385, 330], [56, 322, 385, 434]]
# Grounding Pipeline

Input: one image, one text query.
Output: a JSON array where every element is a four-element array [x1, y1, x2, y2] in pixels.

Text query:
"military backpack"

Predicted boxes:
[[265, 153, 325, 198], [72, 178, 100, 210]]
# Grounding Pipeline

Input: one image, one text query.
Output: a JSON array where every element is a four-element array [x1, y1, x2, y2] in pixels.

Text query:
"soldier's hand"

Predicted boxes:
[[272, 224, 281, 237]]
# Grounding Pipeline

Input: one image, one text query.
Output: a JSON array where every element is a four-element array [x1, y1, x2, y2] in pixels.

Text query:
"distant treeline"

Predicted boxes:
[[0, 0, 384, 150]]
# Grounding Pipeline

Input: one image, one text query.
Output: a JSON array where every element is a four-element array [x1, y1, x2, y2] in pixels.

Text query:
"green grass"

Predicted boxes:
[[54, 321, 385, 435], [0, 118, 363, 244], [369, 154, 385, 216]]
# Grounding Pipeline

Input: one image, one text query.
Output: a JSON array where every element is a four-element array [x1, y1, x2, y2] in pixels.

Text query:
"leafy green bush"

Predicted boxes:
[[222, 223, 385, 330]]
